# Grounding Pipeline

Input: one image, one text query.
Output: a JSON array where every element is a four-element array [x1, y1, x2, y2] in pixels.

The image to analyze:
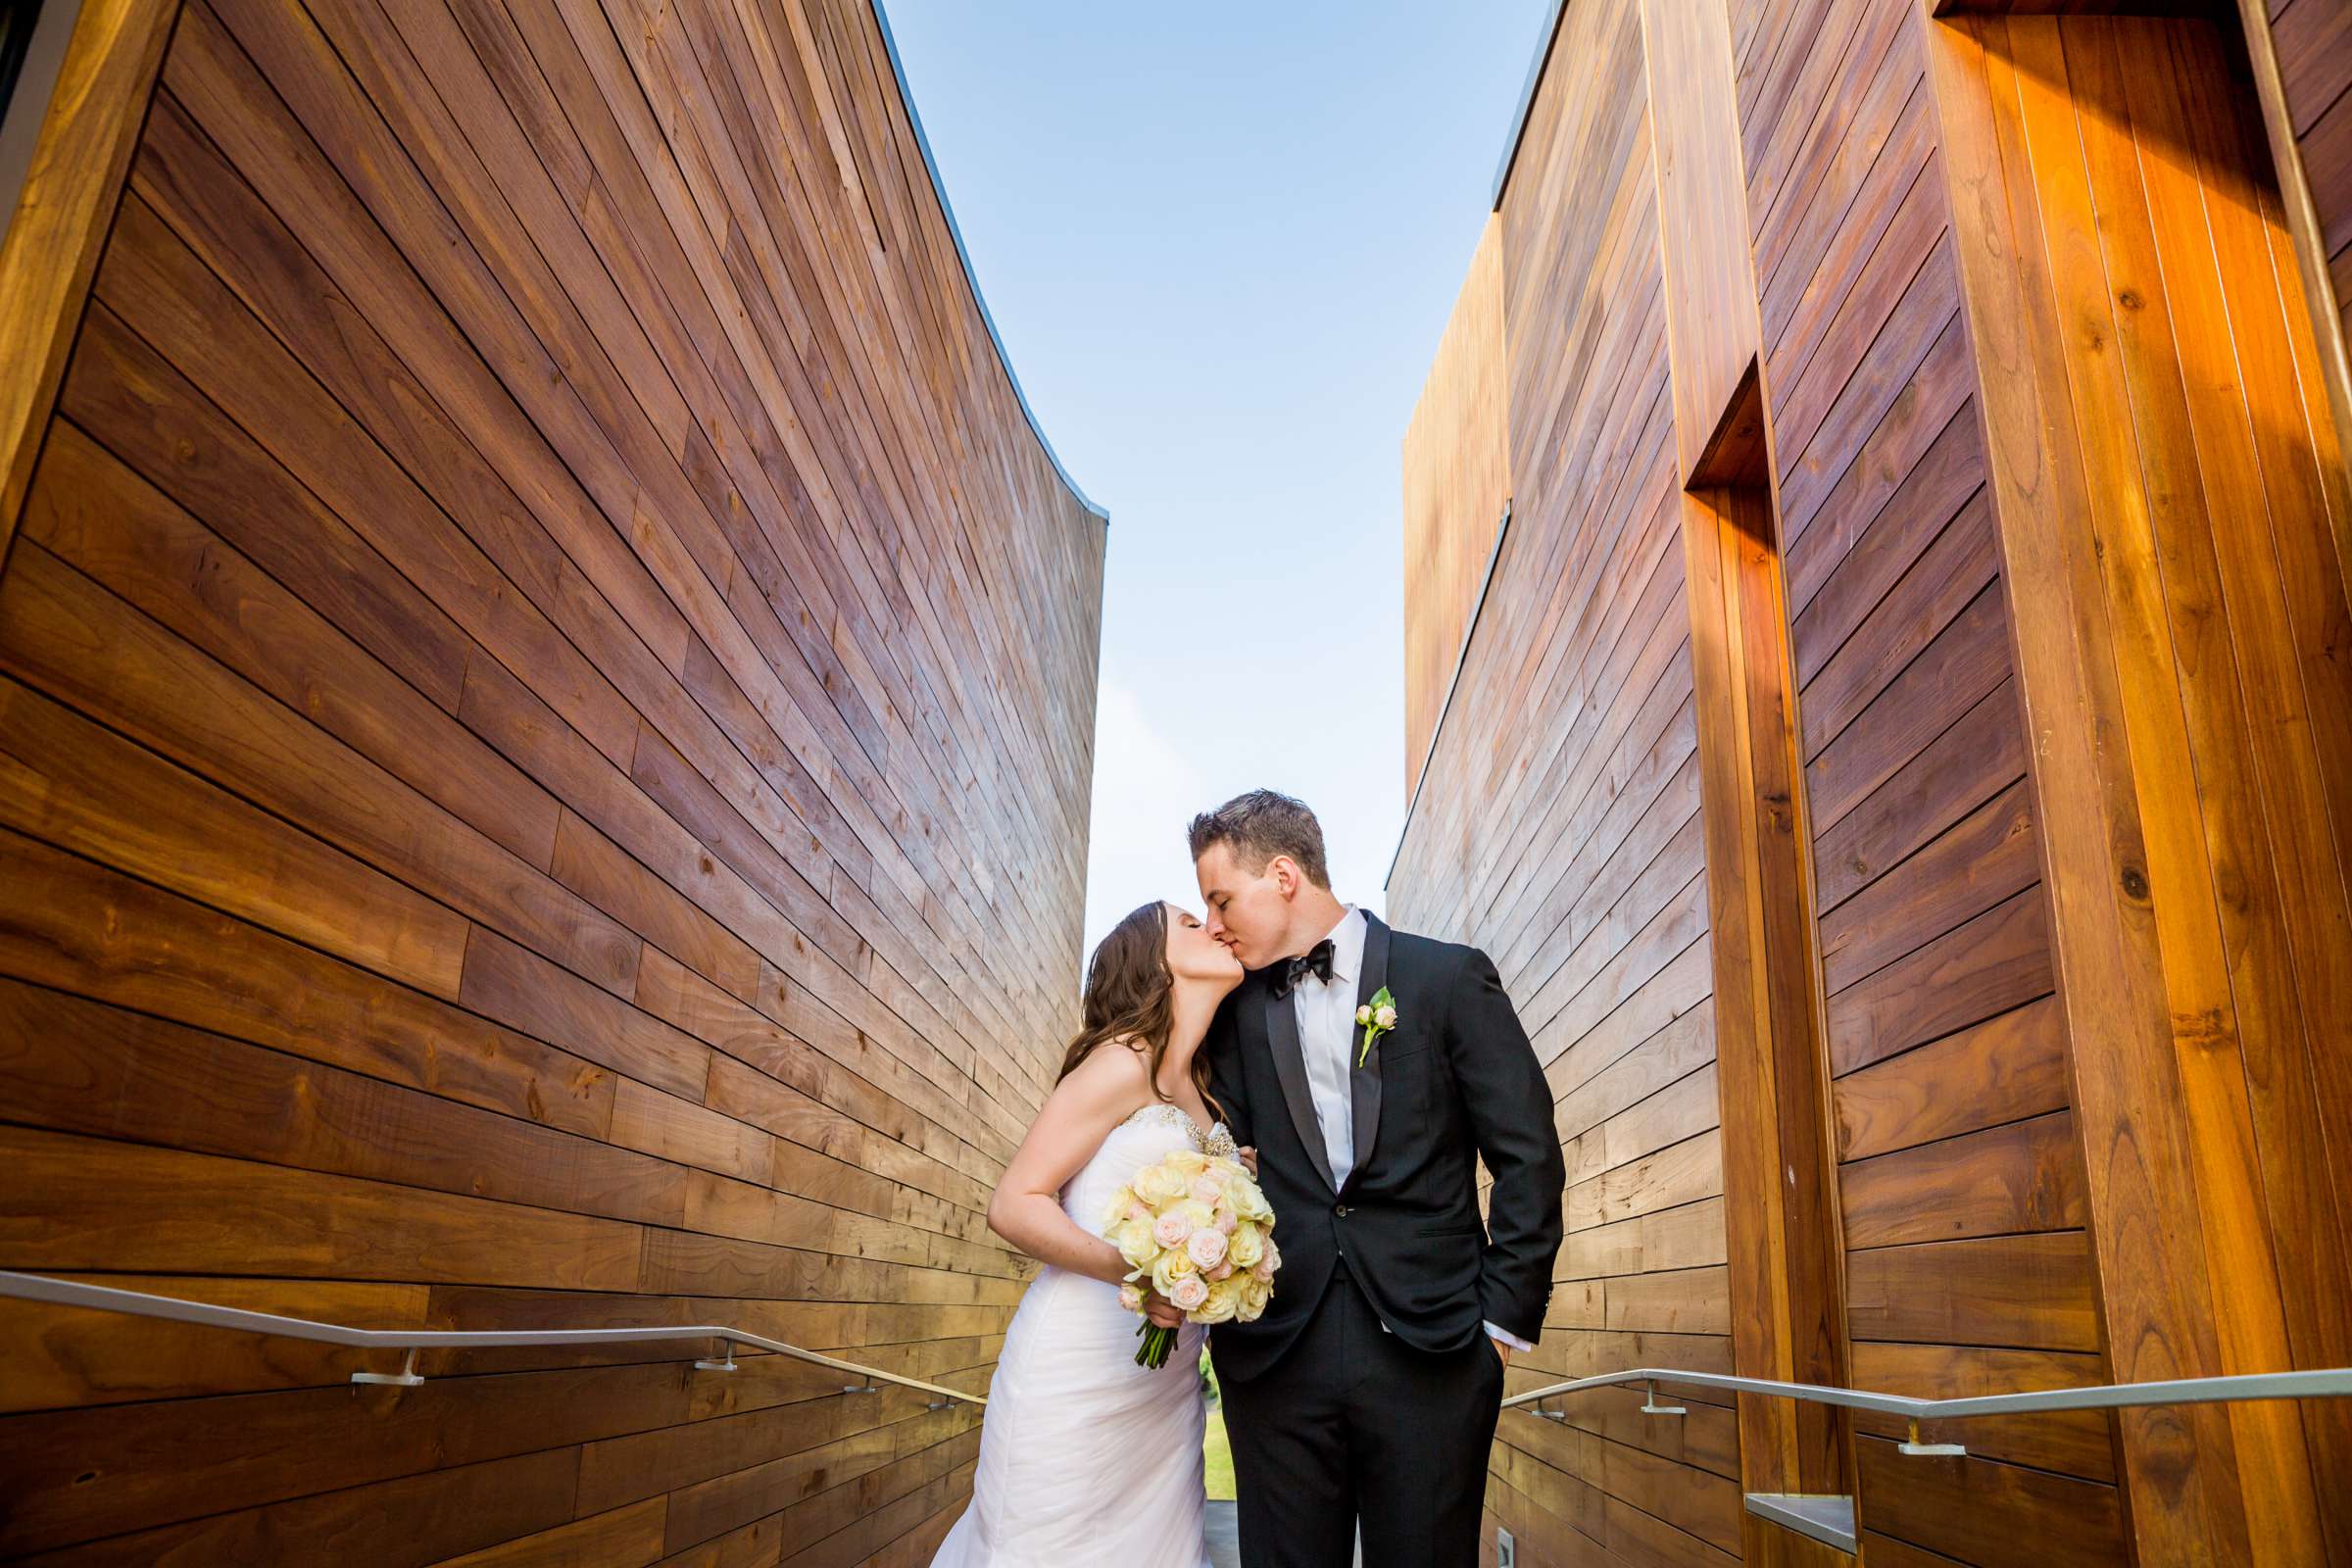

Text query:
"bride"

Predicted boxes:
[[931, 900, 1250, 1568]]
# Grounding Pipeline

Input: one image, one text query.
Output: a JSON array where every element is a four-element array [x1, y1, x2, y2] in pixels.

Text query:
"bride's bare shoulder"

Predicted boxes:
[[1054, 1036, 1152, 1113], [1070, 1035, 1152, 1085]]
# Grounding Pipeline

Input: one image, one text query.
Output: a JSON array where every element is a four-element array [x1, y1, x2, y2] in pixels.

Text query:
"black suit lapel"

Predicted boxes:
[[1262, 976, 1338, 1193], [1347, 912, 1392, 1190]]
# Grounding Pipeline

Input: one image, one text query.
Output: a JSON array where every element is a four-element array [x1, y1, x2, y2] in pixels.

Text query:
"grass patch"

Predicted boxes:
[[1200, 1348, 1236, 1499], [1202, 1400, 1237, 1501]]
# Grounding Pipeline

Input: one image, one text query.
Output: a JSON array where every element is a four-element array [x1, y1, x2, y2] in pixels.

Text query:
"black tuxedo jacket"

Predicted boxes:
[[1203, 912, 1566, 1382]]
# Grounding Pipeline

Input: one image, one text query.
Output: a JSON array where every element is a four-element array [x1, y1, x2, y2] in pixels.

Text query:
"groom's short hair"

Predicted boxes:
[[1187, 790, 1331, 889]]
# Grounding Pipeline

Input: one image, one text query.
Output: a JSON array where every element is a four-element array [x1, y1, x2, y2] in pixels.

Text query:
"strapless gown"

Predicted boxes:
[[930, 1103, 1238, 1568]]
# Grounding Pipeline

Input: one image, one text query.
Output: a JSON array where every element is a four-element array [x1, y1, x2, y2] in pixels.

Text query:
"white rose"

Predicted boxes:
[[1187, 1226, 1228, 1269], [1239, 1277, 1272, 1320], [1151, 1251, 1198, 1295], [1375, 1004, 1396, 1030], [1228, 1226, 1264, 1269], [1194, 1276, 1245, 1324], [1112, 1217, 1158, 1265], [1355, 1004, 1371, 1025], [1130, 1164, 1179, 1204]]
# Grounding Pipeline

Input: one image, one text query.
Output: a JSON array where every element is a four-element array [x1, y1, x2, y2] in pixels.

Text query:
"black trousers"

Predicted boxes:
[[1216, 1259, 1504, 1568]]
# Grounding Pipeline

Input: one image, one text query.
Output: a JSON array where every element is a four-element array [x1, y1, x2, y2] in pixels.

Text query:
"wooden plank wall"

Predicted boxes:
[[1401, 214, 1509, 802], [1726, 0, 2129, 1559], [1933, 11, 2352, 1562], [1394, 1, 1747, 1560], [0, 0, 1105, 1560], [1395, 0, 2171, 1559], [1404, 0, 2352, 1562]]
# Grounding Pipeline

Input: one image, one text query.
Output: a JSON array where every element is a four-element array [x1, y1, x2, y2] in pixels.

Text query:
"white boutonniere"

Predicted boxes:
[[1354, 987, 1397, 1068]]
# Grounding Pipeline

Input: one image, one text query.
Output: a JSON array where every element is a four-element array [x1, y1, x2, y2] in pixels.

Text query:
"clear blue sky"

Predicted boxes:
[[883, 1, 1551, 965]]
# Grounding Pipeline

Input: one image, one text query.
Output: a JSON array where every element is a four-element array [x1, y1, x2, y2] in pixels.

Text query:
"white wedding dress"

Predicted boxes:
[[932, 1103, 1236, 1568]]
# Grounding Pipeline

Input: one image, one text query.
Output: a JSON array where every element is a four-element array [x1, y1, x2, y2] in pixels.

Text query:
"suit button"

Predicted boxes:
[[1334, 1204, 1350, 1217]]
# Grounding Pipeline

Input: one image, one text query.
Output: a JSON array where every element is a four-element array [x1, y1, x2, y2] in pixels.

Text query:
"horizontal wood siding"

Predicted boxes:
[[0, 0, 1104, 1561]]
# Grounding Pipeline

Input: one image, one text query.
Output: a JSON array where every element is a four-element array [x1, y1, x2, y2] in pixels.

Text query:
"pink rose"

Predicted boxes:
[[1152, 1211, 1192, 1249], [1187, 1226, 1228, 1268], [1118, 1282, 1146, 1313], [1251, 1256, 1274, 1282], [1125, 1202, 1151, 1224], [1190, 1176, 1224, 1204], [1169, 1275, 1210, 1312], [1215, 1206, 1240, 1235], [1209, 1261, 1234, 1281]]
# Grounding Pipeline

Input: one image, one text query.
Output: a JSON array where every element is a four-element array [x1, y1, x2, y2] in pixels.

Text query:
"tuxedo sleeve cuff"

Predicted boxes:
[[1484, 1320, 1534, 1352]]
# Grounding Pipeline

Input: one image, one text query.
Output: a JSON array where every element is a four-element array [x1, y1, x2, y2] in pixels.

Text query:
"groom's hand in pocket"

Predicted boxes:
[[1489, 1336, 1513, 1370], [1144, 1288, 1185, 1329]]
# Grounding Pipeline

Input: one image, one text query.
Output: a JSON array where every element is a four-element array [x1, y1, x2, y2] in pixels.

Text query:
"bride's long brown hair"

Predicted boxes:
[[1056, 901, 1221, 1121]]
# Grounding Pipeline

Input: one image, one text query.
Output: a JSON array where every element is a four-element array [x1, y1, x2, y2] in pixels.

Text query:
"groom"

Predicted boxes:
[[1181, 790, 1564, 1568]]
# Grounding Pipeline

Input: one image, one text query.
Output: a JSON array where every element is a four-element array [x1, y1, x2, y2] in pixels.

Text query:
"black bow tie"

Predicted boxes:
[[1270, 939, 1337, 1000]]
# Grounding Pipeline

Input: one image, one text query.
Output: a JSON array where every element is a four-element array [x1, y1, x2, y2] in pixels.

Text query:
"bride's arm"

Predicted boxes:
[[985, 1044, 1152, 1287]]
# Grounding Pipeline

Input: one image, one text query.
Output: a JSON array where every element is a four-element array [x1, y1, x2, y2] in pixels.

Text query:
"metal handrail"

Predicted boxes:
[[1501, 1364, 2352, 1458], [24, 1269, 2348, 1449], [0, 1271, 982, 1406]]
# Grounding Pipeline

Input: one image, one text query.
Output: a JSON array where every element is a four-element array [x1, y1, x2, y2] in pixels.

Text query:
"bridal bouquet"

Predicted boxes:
[[1103, 1148, 1279, 1368]]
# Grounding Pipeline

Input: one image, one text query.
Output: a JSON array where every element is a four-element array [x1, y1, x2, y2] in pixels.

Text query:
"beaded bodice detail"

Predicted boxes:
[[1118, 1102, 1239, 1161]]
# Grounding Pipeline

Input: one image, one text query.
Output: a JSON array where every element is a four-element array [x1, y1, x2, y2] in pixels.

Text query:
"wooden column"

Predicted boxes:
[[1643, 0, 1853, 1557], [1680, 455, 1855, 1532], [1928, 12, 2352, 1563]]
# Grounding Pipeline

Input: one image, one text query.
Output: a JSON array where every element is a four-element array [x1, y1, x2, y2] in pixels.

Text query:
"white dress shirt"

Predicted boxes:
[[1291, 905, 1534, 1354]]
